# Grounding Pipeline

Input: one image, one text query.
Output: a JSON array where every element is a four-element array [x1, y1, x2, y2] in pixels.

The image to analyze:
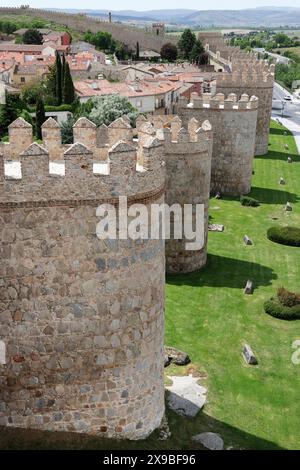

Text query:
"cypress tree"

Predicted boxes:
[[61, 53, 66, 89], [35, 97, 46, 140], [136, 41, 140, 61], [62, 62, 75, 104], [55, 51, 62, 105]]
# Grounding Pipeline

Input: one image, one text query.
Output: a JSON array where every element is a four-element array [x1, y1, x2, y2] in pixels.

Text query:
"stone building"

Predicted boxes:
[[152, 23, 165, 37]]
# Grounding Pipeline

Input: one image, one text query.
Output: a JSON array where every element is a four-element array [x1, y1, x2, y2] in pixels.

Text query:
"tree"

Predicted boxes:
[[62, 53, 66, 84], [22, 29, 43, 45], [190, 39, 204, 64], [160, 43, 178, 62], [62, 62, 75, 104], [55, 52, 62, 105], [178, 29, 196, 60], [135, 42, 140, 61], [88, 95, 138, 127], [35, 97, 46, 140], [0, 93, 24, 138], [199, 51, 209, 65], [115, 42, 129, 60], [60, 116, 74, 144], [84, 31, 113, 51]]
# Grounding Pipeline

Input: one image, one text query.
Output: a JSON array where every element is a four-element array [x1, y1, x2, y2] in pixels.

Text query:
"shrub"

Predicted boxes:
[[277, 287, 300, 307], [28, 104, 73, 113], [267, 226, 300, 247], [240, 196, 260, 207], [60, 116, 74, 144], [264, 300, 300, 320]]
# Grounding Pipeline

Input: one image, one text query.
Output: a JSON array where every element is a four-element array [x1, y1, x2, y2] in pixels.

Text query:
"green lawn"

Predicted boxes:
[[1, 121, 300, 450], [166, 120, 300, 450]]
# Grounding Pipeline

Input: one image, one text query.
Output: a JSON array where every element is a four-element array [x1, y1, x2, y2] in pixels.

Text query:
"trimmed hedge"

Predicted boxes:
[[28, 104, 73, 113], [264, 300, 300, 320], [267, 226, 300, 247], [240, 196, 260, 207]]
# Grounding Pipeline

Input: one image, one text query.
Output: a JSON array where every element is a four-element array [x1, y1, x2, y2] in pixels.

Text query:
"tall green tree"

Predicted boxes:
[[61, 53, 66, 86], [178, 29, 196, 60], [55, 52, 62, 105], [0, 93, 24, 138], [62, 62, 75, 104], [22, 28, 43, 45], [35, 97, 46, 140], [136, 41, 140, 61], [190, 39, 205, 64], [160, 43, 178, 62]]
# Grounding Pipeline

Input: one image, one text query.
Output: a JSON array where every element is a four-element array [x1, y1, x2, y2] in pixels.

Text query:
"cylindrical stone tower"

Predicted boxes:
[[0, 117, 165, 439], [178, 92, 259, 196], [216, 63, 274, 156], [164, 117, 212, 274]]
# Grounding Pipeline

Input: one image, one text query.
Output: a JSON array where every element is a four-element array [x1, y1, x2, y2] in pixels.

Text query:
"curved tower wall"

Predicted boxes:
[[178, 93, 258, 196], [0, 117, 165, 439], [164, 118, 212, 274]]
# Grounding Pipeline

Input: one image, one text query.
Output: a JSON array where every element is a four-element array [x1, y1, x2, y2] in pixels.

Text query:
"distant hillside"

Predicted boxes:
[[184, 8, 300, 27], [52, 7, 300, 27], [0, 7, 172, 51], [55, 9, 198, 22]]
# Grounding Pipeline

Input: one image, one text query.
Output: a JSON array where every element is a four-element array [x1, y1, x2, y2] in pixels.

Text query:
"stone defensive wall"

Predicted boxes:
[[163, 118, 212, 274], [136, 115, 213, 273], [216, 65, 274, 156], [0, 7, 169, 51], [0, 117, 165, 438], [178, 92, 259, 196], [200, 31, 275, 157]]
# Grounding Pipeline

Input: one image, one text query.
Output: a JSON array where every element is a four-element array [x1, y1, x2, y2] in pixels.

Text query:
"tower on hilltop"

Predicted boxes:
[[152, 23, 165, 37]]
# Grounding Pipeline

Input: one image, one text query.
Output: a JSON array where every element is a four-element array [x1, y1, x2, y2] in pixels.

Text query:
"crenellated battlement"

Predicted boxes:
[[179, 92, 259, 111], [217, 70, 274, 88], [0, 117, 164, 208], [163, 116, 212, 154]]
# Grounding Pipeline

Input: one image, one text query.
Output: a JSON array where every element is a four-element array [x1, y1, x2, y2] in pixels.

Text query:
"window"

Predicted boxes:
[[0, 341, 6, 365], [136, 100, 142, 108], [20, 77, 25, 83]]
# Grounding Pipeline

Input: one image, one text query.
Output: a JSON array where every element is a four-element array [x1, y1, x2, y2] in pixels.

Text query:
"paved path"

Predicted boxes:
[[272, 116, 300, 155], [272, 82, 300, 154]]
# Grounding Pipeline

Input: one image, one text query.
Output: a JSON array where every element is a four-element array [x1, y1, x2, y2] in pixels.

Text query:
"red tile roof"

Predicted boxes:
[[74, 78, 184, 99]]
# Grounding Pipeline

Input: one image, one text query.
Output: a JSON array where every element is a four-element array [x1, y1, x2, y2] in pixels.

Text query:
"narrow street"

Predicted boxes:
[[272, 82, 300, 153]]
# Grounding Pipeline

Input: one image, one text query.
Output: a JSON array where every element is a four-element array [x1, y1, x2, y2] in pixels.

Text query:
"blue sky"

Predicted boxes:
[[2, 1, 300, 10]]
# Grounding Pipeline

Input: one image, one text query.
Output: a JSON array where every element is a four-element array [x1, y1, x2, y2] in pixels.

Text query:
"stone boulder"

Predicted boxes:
[[242, 344, 258, 365], [165, 346, 190, 366], [192, 432, 224, 450]]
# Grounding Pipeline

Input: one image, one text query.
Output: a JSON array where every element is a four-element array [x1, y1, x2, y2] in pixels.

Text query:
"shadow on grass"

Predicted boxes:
[[269, 126, 293, 137], [0, 406, 284, 450], [167, 254, 277, 289], [249, 186, 300, 204], [257, 150, 299, 162]]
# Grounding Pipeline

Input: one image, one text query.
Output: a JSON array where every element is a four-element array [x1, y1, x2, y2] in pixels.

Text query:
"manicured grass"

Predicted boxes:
[[1, 121, 299, 450], [166, 120, 300, 450]]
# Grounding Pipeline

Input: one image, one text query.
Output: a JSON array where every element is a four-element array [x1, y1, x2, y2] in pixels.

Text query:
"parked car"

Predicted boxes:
[[284, 95, 292, 101]]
